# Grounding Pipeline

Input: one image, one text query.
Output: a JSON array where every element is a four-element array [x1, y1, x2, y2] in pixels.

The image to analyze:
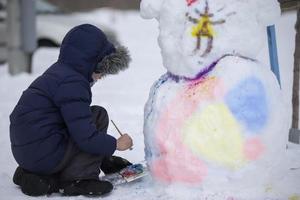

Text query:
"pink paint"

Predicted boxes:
[[187, 77, 225, 98], [152, 150, 207, 184], [186, 0, 198, 6], [154, 114, 207, 184], [243, 138, 265, 160], [151, 77, 221, 183]]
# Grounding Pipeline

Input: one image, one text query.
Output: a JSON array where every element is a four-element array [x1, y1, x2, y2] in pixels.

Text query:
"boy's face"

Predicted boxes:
[[92, 72, 102, 81]]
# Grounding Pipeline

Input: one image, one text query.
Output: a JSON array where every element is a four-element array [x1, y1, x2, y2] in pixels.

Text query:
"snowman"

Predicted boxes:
[[140, 0, 299, 198]]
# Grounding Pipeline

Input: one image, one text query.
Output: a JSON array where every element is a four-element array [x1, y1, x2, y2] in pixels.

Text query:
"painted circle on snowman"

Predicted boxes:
[[182, 103, 246, 169]]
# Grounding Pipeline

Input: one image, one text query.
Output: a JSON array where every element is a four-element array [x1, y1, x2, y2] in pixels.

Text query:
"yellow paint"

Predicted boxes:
[[183, 103, 245, 169], [289, 195, 300, 200], [191, 16, 215, 38], [265, 185, 272, 193]]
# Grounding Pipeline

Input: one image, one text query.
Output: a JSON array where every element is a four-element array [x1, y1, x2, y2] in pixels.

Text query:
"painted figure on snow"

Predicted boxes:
[[187, 0, 226, 56]]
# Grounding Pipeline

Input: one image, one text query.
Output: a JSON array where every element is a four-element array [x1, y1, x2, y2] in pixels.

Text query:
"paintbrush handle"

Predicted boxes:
[[111, 120, 123, 136], [111, 120, 133, 151]]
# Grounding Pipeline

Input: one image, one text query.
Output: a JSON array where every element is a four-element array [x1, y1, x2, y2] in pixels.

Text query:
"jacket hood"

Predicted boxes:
[[58, 24, 116, 82]]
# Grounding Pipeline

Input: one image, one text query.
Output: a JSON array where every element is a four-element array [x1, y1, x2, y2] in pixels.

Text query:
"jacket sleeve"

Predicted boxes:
[[54, 79, 116, 156]]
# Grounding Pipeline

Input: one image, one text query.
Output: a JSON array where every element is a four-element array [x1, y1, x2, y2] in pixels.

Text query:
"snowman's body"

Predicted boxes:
[[144, 54, 288, 192], [141, 0, 299, 198]]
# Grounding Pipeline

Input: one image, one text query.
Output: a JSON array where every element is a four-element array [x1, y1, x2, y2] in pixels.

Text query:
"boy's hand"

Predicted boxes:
[[116, 134, 133, 151]]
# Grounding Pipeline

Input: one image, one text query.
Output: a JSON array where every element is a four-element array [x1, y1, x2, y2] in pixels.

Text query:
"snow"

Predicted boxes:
[[0, 8, 298, 200]]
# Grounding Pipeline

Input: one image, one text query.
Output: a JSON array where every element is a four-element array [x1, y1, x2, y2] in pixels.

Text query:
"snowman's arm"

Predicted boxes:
[[186, 13, 198, 24], [211, 19, 226, 25]]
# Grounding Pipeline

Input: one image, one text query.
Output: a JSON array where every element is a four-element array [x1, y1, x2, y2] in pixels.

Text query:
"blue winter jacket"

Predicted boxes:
[[10, 24, 117, 174]]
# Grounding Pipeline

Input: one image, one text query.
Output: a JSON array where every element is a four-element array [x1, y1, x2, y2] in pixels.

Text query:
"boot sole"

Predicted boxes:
[[20, 173, 50, 196], [62, 181, 113, 196]]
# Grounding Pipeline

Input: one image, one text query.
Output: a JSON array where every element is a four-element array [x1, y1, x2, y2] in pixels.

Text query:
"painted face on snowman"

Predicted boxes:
[[141, 0, 290, 196]]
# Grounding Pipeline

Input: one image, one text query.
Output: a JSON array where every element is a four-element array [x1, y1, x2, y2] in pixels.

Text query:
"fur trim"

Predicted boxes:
[[95, 46, 131, 75]]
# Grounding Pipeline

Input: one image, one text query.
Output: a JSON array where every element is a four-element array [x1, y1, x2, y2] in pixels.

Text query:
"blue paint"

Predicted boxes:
[[225, 77, 268, 133], [267, 25, 281, 87], [145, 74, 170, 120]]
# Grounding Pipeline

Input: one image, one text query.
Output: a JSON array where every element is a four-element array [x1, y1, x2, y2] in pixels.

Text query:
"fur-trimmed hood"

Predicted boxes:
[[95, 46, 131, 76], [58, 24, 116, 82]]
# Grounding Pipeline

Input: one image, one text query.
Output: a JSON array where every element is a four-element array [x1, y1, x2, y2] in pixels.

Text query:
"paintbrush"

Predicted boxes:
[[111, 120, 133, 150]]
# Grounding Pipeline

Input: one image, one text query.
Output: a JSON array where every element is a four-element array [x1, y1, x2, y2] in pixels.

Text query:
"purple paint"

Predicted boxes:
[[167, 54, 257, 82]]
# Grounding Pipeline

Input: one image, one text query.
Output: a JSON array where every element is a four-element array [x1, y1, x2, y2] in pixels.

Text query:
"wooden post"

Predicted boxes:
[[292, 9, 300, 129], [290, 9, 300, 144]]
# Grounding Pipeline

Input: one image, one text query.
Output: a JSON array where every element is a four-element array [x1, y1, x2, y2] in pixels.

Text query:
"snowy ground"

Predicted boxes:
[[0, 9, 298, 200]]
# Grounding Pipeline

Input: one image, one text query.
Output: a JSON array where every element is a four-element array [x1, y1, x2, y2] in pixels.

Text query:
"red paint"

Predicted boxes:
[[243, 138, 265, 160], [152, 152, 207, 184], [186, 0, 198, 6]]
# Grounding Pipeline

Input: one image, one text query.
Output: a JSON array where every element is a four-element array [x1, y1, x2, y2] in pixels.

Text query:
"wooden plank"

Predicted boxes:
[[280, 0, 300, 11], [291, 9, 300, 130]]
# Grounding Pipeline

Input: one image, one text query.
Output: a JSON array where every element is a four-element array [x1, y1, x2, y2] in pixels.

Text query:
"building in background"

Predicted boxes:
[[48, 0, 298, 12], [48, 0, 140, 12]]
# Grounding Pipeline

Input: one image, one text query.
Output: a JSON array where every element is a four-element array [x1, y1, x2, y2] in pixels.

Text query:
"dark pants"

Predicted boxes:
[[51, 105, 109, 182]]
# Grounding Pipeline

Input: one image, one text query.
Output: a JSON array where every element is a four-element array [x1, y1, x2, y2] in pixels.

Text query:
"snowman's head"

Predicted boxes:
[[140, 0, 281, 78]]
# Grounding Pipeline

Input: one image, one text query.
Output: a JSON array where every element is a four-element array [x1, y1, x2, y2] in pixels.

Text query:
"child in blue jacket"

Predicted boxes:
[[10, 24, 133, 196]]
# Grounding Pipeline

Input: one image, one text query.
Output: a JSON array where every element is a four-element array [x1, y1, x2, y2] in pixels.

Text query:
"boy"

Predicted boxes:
[[9, 24, 133, 196]]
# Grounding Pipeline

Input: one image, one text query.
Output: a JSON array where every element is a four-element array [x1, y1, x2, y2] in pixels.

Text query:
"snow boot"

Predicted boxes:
[[100, 156, 132, 174], [60, 179, 113, 196], [13, 167, 59, 196]]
